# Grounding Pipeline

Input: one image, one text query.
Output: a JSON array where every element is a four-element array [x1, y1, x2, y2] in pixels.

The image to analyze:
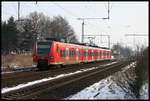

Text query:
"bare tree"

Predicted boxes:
[[49, 15, 78, 43], [27, 11, 51, 40]]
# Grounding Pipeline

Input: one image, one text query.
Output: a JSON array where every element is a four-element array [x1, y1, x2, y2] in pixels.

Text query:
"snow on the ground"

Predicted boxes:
[[121, 61, 136, 72], [2, 61, 117, 94], [2, 65, 37, 74], [65, 62, 138, 100], [139, 83, 149, 99], [66, 76, 136, 100]]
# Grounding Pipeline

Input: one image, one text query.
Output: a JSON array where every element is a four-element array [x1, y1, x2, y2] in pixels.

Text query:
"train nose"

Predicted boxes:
[[40, 57, 46, 59]]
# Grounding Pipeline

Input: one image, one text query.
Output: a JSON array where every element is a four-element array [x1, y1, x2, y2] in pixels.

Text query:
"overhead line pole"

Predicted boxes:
[[77, 2, 110, 43], [18, 1, 20, 21]]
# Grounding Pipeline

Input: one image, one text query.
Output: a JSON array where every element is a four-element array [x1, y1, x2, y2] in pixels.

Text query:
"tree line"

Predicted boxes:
[[2, 11, 78, 54]]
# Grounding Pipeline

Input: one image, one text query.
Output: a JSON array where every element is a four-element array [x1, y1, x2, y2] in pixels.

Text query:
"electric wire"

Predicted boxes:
[[53, 3, 79, 18]]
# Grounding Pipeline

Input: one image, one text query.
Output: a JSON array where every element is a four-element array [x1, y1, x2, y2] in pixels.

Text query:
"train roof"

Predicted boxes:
[[70, 42, 110, 50], [39, 39, 110, 50]]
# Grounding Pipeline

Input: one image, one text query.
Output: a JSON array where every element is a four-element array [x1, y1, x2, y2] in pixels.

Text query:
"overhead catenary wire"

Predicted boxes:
[[52, 3, 79, 18]]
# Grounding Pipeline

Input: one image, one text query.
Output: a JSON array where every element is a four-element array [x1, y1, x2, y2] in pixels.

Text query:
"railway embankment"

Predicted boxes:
[[104, 47, 149, 99], [67, 58, 148, 99], [1, 54, 33, 72]]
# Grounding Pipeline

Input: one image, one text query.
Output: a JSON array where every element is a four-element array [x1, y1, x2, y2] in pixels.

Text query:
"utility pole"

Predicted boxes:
[[77, 2, 110, 43], [108, 1, 110, 19], [18, 1, 20, 21], [108, 35, 110, 49], [82, 19, 85, 43]]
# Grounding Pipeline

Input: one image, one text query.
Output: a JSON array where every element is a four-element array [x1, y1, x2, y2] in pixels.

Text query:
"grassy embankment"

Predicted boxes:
[[2, 54, 33, 68]]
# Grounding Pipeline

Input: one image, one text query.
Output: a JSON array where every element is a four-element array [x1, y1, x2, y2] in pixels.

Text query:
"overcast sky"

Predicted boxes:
[[2, 1, 149, 50]]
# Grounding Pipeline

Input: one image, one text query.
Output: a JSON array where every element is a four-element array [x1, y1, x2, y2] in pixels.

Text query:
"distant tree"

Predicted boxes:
[[2, 16, 18, 54], [17, 19, 35, 51]]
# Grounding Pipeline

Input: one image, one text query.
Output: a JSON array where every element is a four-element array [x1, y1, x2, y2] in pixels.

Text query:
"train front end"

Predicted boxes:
[[33, 40, 52, 69]]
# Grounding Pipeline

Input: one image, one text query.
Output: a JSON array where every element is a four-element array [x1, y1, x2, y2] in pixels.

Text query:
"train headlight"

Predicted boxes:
[[50, 56, 54, 59], [33, 56, 36, 58]]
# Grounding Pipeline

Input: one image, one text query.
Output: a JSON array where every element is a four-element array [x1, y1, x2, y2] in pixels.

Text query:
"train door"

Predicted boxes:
[[86, 49, 88, 62], [92, 50, 94, 61], [76, 48, 79, 63], [101, 51, 103, 60], [66, 48, 69, 61]]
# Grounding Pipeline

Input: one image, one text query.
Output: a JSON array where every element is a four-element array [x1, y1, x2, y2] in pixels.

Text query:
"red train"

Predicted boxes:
[[33, 40, 112, 69]]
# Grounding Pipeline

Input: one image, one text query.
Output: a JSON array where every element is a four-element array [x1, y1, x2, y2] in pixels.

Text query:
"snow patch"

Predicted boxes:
[[121, 61, 136, 72], [139, 83, 149, 99], [2, 66, 100, 94], [66, 62, 138, 100], [66, 75, 136, 99]]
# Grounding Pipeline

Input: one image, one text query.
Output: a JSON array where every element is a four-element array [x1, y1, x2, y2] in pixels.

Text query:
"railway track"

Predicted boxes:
[[2, 59, 130, 100], [2, 60, 114, 88]]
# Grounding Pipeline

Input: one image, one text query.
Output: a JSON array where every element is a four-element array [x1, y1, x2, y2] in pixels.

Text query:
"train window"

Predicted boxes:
[[80, 51, 81, 56], [72, 50, 74, 56], [73, 50, 75, 56], [60, 49, 63, 57], [69, 50, 71, 57], [57, 45, 59, 52], [63, 50, 66, 57], [79, 51, 81, 56], [83, 51, 86, 56]]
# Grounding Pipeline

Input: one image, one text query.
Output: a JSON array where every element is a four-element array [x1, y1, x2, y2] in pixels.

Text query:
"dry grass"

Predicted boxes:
[[2, 54, 33, 68], [134, 47, 149, 98]]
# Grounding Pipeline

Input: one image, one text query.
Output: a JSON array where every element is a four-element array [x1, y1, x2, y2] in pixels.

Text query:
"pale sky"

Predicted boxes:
[[2, 1, 149, 50]]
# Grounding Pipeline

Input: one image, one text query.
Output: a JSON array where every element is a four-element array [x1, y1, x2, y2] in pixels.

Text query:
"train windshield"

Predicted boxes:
[[37, 41, 52, 57]]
